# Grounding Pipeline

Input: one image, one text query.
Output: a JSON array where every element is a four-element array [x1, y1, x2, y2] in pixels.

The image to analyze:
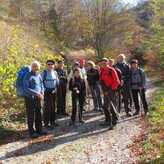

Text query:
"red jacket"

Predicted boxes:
[[100, 66, 120, 90]]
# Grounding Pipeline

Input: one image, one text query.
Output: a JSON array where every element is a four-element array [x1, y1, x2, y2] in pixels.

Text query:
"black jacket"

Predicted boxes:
[[115, 63, 130, 83], [69, 77, 86, 96], [87, 68, 100, 86], [56, 68, 67, 85]]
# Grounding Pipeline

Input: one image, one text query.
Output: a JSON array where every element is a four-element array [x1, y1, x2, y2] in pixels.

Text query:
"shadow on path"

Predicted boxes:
[[0, 111, 109, 160]]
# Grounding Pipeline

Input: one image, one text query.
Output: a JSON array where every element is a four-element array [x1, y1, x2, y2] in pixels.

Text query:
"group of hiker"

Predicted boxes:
[[18, 54, 148, 138]]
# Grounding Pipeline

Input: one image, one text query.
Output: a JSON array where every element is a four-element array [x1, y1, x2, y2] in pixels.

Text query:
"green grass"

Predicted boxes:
[[140, 81, 164, 163]]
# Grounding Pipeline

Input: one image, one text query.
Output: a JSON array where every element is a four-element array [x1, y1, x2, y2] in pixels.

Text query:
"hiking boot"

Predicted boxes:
[[60, 113, 69, 117], [44, 125, 50, 128], [64, 113, 69, 116], [30, 132, 39, 138], [133, 111, 139, 116], [98, 108, 104, 113], [144, 111, 147, 116], [52, 122, 59, 127], [69, 121, 75, 126], [38, 130, 48, 136], [79, 120, 85, 124], [112, 120, 117, 126], [46, 125, 55, 130], [128, 107, 132, 112], [126, 112, 132, 117], [100, 122, 111, 127], [45, 125, 54, 130], [93, 108, 98, 111], [108, 126, 114, 130], [144, 111, 149, 116], [144, 108, 148, 116], [82, 109, 86, 112]]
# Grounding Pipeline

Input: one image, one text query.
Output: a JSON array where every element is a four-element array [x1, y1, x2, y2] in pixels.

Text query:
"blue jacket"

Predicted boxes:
[[130, 68, 146, 89], [42, 70, 59, 90], [23, 71, 44, 97]]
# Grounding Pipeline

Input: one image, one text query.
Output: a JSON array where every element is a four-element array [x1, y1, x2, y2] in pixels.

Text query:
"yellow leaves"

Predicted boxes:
[[0, 19, 63, 103], [34, 44, 39, 49], [0, 63, 17, 97], [0, 22, 8, 36], [104, 49, 117, 59], [85, 48, 95, 57], [0, 20, 62, 65]]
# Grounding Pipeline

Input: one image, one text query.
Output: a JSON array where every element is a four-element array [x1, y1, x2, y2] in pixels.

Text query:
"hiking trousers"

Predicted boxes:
[[132, 88, 148, 113], [25, 96, 42, 135], [103, 88, 118, 126], [122, 83, 131, 114], [57, 84, 67, 114], [90, 83, 103, 110], [44, 90, 56, 126], [71, 93, 84, 122]]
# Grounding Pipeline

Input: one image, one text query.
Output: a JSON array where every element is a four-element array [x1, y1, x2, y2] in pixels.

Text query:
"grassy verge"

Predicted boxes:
[[0, 94, 72, 145], [140, 80, 164, 163], [0, 98, 26, 145]]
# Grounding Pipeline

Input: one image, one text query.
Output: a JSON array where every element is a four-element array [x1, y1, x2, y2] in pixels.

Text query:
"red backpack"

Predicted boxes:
[[100, 67, 120, 90]]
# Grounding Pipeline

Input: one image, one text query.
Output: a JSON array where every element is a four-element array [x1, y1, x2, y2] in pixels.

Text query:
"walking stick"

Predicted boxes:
[[139, 88, 144, 117], [110, 101, 120, 119]]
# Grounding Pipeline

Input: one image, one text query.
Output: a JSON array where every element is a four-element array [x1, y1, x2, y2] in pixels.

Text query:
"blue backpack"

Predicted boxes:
[[16, 66, 31, 97]]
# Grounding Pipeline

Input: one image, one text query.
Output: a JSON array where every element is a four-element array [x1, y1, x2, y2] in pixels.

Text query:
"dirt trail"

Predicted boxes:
[[0, 79, 156, 164]]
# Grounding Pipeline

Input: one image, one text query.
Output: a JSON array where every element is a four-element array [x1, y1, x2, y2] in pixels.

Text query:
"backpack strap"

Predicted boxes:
[[42, 70, 47, 89], [43, 70, 47, 82]]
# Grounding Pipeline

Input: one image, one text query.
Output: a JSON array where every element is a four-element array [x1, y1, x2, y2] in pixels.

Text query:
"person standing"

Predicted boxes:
[[42, 60, 59, 130], [108, 58, 123, 113], [79, 59, 88, 111], [130, 59, 148, 116], [87, 60, 103, 111], [56, 60, 68, 116], [115, 54, 132, 117], [23, 61, 47, 138], [69, 68, 86, 125], [108, 59, 122, 84], [79, 59, 87, 80], [100, 58, 120, 129], [68, 62, 81, 82]]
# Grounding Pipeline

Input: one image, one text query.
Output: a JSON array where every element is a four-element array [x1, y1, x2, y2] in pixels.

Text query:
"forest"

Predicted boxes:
[[0, 0, 163, 163]]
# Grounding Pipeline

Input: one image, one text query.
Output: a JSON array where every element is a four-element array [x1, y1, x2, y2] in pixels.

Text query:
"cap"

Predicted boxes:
[[46, 60, 55, 64]]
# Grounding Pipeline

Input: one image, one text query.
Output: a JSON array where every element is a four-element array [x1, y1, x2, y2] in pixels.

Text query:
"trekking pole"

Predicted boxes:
[[129, 89, 134, 112], [139, 89, 144, 117], [115, 88, 121, 113], [110, 101, 120, 119], [118, 89, 121, 113]]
